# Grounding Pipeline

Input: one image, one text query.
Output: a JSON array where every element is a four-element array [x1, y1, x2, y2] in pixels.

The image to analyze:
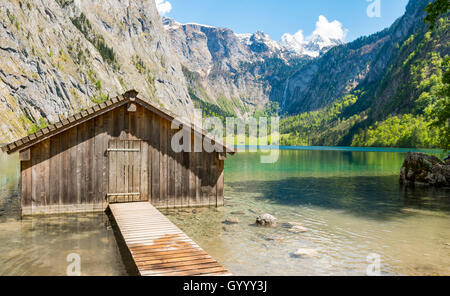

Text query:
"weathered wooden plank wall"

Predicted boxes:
[[20, 104, 224, 215]]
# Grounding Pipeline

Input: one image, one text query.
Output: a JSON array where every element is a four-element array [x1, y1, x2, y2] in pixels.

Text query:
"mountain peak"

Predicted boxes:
[[162, 17, 216, 30], [280, 15, 346, 57], [163, 16, 343, 58]]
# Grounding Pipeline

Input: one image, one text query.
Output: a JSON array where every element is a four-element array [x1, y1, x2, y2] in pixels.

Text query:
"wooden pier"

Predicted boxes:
[[109, 202, 231, 276]]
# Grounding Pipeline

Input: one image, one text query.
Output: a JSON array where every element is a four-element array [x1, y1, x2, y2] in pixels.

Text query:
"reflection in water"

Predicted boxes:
[[1, 149, 449, 275], [166, 150, 450, 276], [0, 153, 127, 276]]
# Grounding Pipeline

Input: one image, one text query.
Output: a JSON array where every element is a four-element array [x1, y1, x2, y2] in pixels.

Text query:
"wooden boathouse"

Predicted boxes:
[[2, 90, 235, 216]]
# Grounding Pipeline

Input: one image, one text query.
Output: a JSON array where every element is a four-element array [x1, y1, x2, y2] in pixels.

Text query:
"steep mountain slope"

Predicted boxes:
[[0, 0, 191, 142], [280, 0, 449, 148], [283, 0, 434, 114], [163, 17, 342, 117]]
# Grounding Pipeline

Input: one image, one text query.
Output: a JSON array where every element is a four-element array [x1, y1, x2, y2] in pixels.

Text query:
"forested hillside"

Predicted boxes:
[[280, 7, 449, 149]]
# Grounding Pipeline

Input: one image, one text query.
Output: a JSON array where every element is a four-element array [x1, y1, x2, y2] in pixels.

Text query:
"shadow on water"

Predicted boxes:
[[229, 175, 450, 220], [0, 152, 128, 275]]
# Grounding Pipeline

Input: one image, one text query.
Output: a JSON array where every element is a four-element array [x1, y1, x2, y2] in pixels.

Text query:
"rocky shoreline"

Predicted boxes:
[[400, 152, 450, 187]]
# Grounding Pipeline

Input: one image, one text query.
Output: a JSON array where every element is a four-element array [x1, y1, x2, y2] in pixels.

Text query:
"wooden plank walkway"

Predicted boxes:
[[109, 202, 231, 276]]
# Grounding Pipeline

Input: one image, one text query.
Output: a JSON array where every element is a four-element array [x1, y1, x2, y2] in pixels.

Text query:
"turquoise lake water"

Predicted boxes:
[[166, 148, 450, 276], [0, 147, 449, 275]]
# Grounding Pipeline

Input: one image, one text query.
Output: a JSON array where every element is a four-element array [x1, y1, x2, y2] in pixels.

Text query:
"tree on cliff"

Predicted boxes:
[[425, 0, 450, 150], [425, 0, 450, 29]]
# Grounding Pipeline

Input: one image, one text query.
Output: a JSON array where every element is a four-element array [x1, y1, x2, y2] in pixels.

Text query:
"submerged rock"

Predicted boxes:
[[400, 153, 450, 187], [222, 225, 238, 232], [256, 214, 277, 226], [288, 226, 308, 233], [282, 222, 303, 228], [224, 217, 240, 224], [292, 248, 318, 258], [264, 235, 286, 242], [230, 211, 246, 215]]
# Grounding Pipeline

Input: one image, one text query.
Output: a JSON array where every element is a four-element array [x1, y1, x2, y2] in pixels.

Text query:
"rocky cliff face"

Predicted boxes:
[[162, 17, 338, 117], [163, 0, 430, 117], [0, 0, 192, 143], [163, 18, 272, 116]]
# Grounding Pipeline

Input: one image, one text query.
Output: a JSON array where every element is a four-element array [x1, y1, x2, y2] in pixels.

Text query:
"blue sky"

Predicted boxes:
[[156, 0, 410, 42]]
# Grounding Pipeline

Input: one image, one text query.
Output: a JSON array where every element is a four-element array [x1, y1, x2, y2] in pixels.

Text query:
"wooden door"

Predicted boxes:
[[107, 140, 145, 203]]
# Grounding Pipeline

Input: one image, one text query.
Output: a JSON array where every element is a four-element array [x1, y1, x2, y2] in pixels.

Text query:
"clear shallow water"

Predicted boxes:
[[0, 153, 127, 276], [165, 149, 450, 276], [0, 148, 449, 275]]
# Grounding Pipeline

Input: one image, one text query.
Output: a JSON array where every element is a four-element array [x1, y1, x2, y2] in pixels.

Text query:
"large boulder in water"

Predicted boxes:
[[256, 214, 277, 226], [400, 152, 450, 187]]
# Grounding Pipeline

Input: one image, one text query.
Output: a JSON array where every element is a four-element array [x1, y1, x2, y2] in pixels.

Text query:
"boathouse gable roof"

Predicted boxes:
[[2, 90, 235, 155]]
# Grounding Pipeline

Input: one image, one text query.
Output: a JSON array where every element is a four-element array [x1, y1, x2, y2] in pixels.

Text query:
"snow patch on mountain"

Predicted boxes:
[[280, 15, 346, 57], [163, 16, 345, 59]]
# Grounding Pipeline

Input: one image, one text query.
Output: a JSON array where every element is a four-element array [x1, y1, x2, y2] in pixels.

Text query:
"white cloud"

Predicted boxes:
[[312, 15, 347, 44], [280, 15, 347, 56], [156, 0, 172, 15]]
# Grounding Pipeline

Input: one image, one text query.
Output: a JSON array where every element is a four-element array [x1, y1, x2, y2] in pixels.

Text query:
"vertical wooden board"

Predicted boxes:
[[41, 139, 50, 208], [128, 109, 137, 140], [126, 141, 131, 202], [209, 153, 218, 207], [201, 151, 209, 206], [188, 150, 195, 206], [20, 160, 32, 208], [175, 150, 182, 207], [147, 110, 152, 202], [119, 105, 127, 140], [139, 141, 150, 201], [49, 135, 60, 207], [188, 135, 196, 207], [151, 113, 160, 206], [123, 140, 129, 202], [110, 108, 120, 138], [31, 144, 42, 210], [205, 151, 213, 206], [102, 112, 112, 208], [86, 119, 95, 208], [59, 130, 68, 207], [135, 108, 142, 201], [139, 109, 149, 202], [168, 129, 176, 208], [129, 141, 135, 201], [108, 139, 117, 203], [201, 151, 208, 206], [135, 105, 142, 140], [94, 115, 104, 207], [182, 152, 190, 207], [120, 140, 127, 202], [130, 141, 138, 202], [77, 123, 86, 204], [130, 141, 136, 201], [160, 118, 168, 208], [195, 150, 202, 207], [217, 160, 224, 206], [131, 143, 135, 201], [133, 141, 141, 202], [68, 127, 78, 205]]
